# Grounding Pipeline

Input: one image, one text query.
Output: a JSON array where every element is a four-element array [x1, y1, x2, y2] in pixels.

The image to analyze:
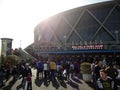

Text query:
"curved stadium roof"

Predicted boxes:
[[34, 1, 120, 46], [25, 1, 120, 54]]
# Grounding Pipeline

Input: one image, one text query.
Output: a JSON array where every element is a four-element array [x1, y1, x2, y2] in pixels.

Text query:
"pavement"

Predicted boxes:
[[1, 68, 94, 90]]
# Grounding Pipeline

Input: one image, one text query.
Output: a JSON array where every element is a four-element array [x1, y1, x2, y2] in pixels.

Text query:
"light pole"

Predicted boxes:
[[20, 40, 22, 49], [115, 30, 119, 43], [64, 35, 67, 50]]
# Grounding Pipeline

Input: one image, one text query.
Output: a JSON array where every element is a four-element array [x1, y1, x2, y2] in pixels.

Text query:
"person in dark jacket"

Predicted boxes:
[[105, 63, 118, 90], [96, 69, 116, 90], [21, 63, 32, 90], [0, 66, 4, 87], [105, 63, 118, 80], [93, 61, 102, 89], [11, 66, 18, 83]]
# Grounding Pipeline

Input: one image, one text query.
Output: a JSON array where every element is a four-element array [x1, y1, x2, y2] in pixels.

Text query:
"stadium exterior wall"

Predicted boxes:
[[27, 1, 120, 55]]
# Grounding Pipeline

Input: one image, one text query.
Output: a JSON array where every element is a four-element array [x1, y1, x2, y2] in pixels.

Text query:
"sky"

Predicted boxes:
[[0, 0, 110, 50]]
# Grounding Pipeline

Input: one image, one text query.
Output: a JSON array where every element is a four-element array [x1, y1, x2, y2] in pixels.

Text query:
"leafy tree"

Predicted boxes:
[[6, 55, 19, 65]]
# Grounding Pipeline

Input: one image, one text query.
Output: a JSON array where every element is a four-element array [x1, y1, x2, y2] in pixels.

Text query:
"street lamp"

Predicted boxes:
[[100, 40, 103, 44], [20, 40, 22, 48], [115, 30, 119, 43], [64, 35, 67, 50]]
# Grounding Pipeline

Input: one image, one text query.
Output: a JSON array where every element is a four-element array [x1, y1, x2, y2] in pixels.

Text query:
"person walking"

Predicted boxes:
[[22, 63, 32, 90], [36, 60, 43, 78], [43, 60, 49, 81], [49, 60, 56, 80]]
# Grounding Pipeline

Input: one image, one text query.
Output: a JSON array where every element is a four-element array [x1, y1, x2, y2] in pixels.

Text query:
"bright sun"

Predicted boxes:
[[0, 0, 109, 50]]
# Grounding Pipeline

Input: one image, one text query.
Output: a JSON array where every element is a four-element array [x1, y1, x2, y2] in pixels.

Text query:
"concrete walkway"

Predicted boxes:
[[1, 68, 94, 90]]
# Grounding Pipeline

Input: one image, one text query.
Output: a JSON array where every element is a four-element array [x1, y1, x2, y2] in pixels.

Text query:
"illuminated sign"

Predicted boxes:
[[72, 45, 104, 50]]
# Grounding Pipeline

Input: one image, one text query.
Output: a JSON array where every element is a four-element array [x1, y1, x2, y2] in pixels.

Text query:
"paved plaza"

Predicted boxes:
[[1, 68, 94, 90]]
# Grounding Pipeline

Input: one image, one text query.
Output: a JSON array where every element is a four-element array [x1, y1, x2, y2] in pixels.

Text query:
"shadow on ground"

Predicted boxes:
[[2, 79, 17, 90], [34, 77, 43, 87]]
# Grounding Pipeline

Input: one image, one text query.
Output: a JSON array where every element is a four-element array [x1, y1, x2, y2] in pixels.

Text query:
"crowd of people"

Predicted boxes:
[[0, 61, 32, 90], [0, 55, 120, 90]]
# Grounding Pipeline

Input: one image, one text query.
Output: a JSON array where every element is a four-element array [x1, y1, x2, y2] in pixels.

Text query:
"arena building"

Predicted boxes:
[[25, 1, 120, 61]]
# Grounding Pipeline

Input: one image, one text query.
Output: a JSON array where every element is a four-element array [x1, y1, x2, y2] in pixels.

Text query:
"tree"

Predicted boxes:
[[6, 55, 19, 65]]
